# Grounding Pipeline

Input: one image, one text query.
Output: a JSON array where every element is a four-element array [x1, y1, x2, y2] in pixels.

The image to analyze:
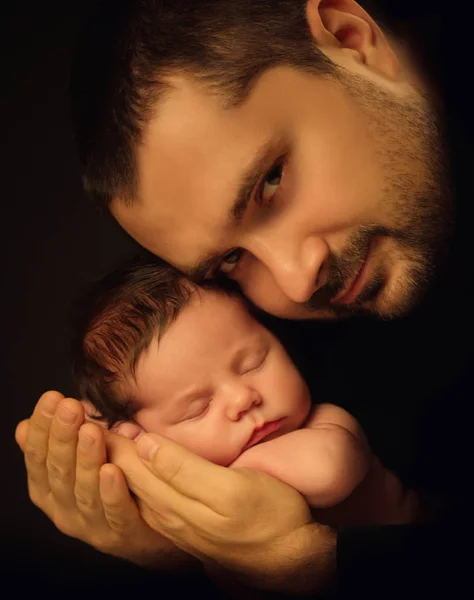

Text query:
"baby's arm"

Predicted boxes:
[[230, 403, 370, 507]]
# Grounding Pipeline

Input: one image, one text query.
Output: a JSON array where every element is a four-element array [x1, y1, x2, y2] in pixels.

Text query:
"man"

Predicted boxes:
[[15, 0, 473, 596]]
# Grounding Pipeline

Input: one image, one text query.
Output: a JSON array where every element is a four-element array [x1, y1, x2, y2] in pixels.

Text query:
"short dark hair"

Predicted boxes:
[[70, 0, 338, 208], [71, 254, 195, 426]]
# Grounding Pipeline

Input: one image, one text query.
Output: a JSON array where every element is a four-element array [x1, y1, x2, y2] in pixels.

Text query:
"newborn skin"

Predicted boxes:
[[231, 403, 422, 525], [86, 285, 423, 526]]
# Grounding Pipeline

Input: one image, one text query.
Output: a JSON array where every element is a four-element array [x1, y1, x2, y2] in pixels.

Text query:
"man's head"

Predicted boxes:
[[72, 256, 311, 466], [72, 0, 454, 321]]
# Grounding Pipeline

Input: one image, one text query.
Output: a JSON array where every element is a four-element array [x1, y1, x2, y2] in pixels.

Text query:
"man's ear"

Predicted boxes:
[[306, 0, 400, 80]]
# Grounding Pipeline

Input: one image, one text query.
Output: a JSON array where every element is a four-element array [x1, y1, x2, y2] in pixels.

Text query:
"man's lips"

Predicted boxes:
[[244, 419, 283, 450], [331, 241, 374, 305]]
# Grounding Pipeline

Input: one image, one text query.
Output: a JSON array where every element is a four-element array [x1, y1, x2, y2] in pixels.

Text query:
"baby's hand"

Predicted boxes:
[[230, 426, 369, 508]]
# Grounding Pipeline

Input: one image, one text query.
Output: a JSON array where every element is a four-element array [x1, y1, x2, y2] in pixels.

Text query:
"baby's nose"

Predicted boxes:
[[227, 384, 262, 420]]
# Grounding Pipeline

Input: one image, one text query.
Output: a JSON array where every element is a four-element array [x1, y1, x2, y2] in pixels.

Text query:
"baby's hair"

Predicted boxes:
[[70, 254, 192, 426], [71, 253, 238, 427]]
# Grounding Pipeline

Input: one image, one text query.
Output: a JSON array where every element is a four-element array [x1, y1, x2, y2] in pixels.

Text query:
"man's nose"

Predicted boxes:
[[253, 236, 329, 304], [223, 381, 262, 421]]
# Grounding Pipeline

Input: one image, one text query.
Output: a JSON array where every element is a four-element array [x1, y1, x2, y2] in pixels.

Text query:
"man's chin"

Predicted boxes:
[[292, 306, 368, 321], [261, 280, 425, 321], [325, 263, 431, 321]]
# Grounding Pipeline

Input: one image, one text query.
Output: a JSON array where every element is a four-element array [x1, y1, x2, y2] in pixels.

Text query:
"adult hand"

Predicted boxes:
[[15, 391, 199, 571], [106, 432, 337, 594]]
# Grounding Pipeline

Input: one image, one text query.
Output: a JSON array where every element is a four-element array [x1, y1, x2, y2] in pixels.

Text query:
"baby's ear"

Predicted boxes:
[[112, 421, 146, 441], [80, 399, 109, 430], [80, 399, 145, 439]]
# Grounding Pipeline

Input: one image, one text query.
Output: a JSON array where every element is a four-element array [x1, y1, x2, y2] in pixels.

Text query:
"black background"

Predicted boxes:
[[1, 0, 450, 593]]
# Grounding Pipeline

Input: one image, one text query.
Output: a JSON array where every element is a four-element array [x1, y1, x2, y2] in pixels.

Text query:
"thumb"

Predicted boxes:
[[136, 433, 163, 463], [135, 433, 231, 509]]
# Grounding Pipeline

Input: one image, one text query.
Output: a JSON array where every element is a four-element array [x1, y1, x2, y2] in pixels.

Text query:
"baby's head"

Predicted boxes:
[[72, 256, 311, 466]]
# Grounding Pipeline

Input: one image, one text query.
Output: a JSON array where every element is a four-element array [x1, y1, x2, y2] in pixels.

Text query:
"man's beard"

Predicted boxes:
[[304, 68, 455, 320]]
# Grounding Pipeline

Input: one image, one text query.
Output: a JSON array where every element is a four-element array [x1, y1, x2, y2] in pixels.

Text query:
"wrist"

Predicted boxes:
[[234, 522, 338, 595], [111, 542, 201, 573], [282, 522, 337, 595]]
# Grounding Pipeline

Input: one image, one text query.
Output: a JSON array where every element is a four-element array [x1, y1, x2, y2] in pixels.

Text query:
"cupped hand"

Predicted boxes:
[[106, 432, 337, 594], [15, 391, 198, 570]]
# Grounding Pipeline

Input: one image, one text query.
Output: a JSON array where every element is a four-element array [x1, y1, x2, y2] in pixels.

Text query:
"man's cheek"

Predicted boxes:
[[237, 267, 293, 317]]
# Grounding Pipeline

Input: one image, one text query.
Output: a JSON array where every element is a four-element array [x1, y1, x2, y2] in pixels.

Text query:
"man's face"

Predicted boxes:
[[132, 290, 311, 466], [112, 53, 452, 320]]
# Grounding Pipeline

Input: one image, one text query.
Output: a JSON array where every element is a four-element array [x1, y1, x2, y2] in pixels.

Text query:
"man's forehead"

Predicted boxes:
[[143, 74, 226, 146], [123, 76, 272, 269], [115, 67, 327, 271]]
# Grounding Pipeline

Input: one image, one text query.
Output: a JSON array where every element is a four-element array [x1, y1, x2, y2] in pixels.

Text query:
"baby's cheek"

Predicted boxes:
[[167, 423, 242, 466], [188, 442, 239, 467]]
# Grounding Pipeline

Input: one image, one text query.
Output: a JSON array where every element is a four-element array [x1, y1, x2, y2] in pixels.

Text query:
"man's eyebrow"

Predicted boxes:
[[187, 139, 275, 282]]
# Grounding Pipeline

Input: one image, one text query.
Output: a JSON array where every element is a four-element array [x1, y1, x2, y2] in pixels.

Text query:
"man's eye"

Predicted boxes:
[[217, 160, 284, 277], [218, 248, 244, 274], [258, 161, 283, 207]]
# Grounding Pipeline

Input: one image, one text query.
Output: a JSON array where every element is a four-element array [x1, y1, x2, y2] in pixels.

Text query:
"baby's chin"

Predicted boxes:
[[203, 450, 244, 467]]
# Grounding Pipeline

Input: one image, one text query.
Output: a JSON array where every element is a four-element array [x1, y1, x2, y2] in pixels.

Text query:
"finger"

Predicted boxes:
[[106, 433, 187, 511], [99, 463, 142, 534], [46, 397, 84, 508], [113, 421, 146, 440], [23, 391, 64, 498], [107, 433, 218, 536], [136, 434, 236, 512], [74, 423, 108, 525], [105, 433, 159, 492], [15, 419, 30, 452]]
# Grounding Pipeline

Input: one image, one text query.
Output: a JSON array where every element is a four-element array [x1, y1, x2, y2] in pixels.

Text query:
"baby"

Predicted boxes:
[[72, 255, 425, 526]]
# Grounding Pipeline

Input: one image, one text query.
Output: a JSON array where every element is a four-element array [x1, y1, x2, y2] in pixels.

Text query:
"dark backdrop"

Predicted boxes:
[[1, 0, 447, 593]]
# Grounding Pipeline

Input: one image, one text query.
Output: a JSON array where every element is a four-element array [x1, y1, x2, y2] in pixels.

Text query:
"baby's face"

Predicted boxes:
[[132, 289, 311, 465]]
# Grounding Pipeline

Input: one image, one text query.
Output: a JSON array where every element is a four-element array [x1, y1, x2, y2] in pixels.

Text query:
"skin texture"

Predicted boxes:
[[119, 289, 415, 523], [16, 0, 454, 594], [111, 3, 452, 321], [118, 289, 421, 526], [131, 289, 311, 466], [15, 391, 200, 572], [104, 429, 336, 594], [232, 402, 370, 509], [233, 403, 424, 526]]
